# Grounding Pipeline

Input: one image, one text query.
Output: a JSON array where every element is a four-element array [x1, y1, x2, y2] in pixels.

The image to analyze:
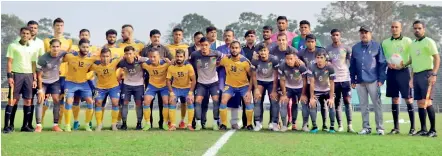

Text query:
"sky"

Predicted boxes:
[[2, 1, 442, 46]]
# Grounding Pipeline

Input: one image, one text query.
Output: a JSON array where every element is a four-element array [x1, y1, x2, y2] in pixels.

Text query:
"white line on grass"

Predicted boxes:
[[203, 130, 236, 156]]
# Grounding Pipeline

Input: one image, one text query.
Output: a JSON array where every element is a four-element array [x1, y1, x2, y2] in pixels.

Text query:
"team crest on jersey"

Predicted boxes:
[[324, 70, 329, 74], [416, 50, 421, 56], [224, 86, 230, 92], [397, 46, 404, 53], [196, 59, 202, 67]]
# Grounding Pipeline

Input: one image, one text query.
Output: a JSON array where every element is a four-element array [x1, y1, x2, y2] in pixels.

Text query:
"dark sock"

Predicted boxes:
[[418, 108, 427, 131], [29, 105, 35, 127], [4, 105, 13, 128], [427, 105, 436, 132], [392, 104, 399, 129], [10, 104, 18, 126], [406, 104, 415, 130], [23, 105, 31, 128]]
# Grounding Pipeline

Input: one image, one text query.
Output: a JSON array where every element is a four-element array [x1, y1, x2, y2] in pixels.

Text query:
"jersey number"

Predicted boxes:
[[103, 69, 109, 74], [319, 76, 323, 81], [128, 68, 136, 74], [230, 66, 237, 72], [177, 72, 184, 77], [79, 62, 84, 67], [153, 70, 159, 75]]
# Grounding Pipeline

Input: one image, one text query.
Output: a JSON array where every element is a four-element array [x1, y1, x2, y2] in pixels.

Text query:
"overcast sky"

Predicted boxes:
[[2, 1, 441, 45]]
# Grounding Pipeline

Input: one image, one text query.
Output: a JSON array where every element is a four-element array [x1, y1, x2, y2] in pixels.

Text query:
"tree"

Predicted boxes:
[[1, 14, 25, 82], [176, 13, 219, 44]]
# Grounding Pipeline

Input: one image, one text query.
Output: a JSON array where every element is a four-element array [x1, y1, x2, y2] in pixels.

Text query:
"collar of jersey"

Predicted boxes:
[[416, 36, 426, 42], [390, 35, 403, 40]]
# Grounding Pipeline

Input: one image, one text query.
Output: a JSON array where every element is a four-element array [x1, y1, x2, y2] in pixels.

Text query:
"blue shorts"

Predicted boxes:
[[223, 85, 249, 97], [173, 88, 190, 98], [65, 81, 92, 99], [59, 77, 66, 94], [144, 85, 168, 97], [95, 86, 121, 101]]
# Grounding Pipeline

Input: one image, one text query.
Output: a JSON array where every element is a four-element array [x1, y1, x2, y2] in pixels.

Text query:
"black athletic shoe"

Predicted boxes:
[[21, 126, 34, 132], [120, 124, 128, 131], [28, 125, 35, 131], [219, 124, 227, 130], [135, 123, 142, 130], [2, 127, 12, 134], [426, 131, 437, 138], [9, 125, 15, 132], [413, 130, 428, 136], [202, 123, 206, 130], [408, 129, 416, 136], [322, 125, 329, 132], [241, 125, 246, 129], [388, 129, 400, 135], [246, 125, 253, 131]]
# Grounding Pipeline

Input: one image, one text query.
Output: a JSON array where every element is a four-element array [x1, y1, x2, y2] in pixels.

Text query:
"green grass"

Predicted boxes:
[[2, 110, 442, 156]]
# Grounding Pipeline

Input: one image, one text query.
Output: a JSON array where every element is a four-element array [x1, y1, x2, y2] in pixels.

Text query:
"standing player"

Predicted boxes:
[[142, 49, 171, 131], [381, 22, 414, 135], [308, 51, 336, 133], [271, 16, 297, 44], [189, 37, 223, 130], [251, 45, 279, 131], [219, 41, 253, 130], [278, 52, 308, 132], [3, 27, 38, 133], [325, 29, 354, 132], [292, 20, 322, 51], [103, 29, 119, 48], [409, 21, 439, 137], [36, 39, 66, 132], [118, 24, 144, 53], [166, 49, 197, 130], [62, 39, 97, 132]]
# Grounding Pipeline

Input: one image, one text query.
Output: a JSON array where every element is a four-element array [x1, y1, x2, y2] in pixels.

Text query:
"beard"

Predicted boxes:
[[108, 40, 115, 45]]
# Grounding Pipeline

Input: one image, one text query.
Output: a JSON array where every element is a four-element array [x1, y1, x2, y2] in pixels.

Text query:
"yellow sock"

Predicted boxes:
[[42, 105, 48, 124], [143, 105, 151, 123], [163, 105, 169, 124], [85, 103, 94, 124], [111, 106, 119, 124], [73, 104, 80, 121], [117, 110, 122, 121], [101, 109, 105, 121], [95, 107, 103, 126], [180, 103, 186, 120], [245, 104, 254, 126], [220, 104, 228, 126], [64, 105, 72, 125], [187, 104, 194, 125], [169, 105, 176, 126]]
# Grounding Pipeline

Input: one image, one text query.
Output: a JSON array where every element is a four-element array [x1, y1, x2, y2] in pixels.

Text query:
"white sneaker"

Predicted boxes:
[[377, 129, 385, 135], [272, 123, 279, 131], [116, 121, 122, 129], [358, 128, 371, 135], [268, 123, 274, 130], [338, 126, 344, 132], [95, 124, 102, 132], [280, 126, 288, 132], [112, 124, 118, 131], [302, 125, 310, 132], [254, 121, 262, 131], [347, 125, 355, 133]]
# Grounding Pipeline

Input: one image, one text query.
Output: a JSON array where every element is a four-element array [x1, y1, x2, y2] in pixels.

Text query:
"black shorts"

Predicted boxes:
[[121, 84, 144, 101], [413, 70, 434, 101], [258, 80, 274, 95], [9, 73, 34, 100], [196, 82, 219, 97], [386, 68, 412, 98], [335, 81, 352, 99], [43, 80, 61, 94], [287, 88, 302, 100], [314, 91, 330, 105]]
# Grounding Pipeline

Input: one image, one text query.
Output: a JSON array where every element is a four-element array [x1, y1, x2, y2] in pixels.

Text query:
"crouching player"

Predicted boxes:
[[308, 51, 336, 133], [166, 49, 197, 131], [219, 41, 253, 130]]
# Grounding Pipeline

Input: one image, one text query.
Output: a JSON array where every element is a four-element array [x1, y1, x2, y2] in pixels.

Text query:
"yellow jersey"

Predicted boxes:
[[63, 52, 98, 83], [44, 36, 73, 77], [166, 62, 195, 88], [70, 45, 99, 53], [118, 40, 144, 55], [90, 57, 121, 89], [142, 60, 170, 88], [109, 48, 125, 78], [220, 55, 251, 87], [166, 43, 189, 59]]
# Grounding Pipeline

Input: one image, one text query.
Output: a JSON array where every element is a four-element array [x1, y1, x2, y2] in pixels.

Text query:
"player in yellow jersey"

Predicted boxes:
[[219, 41, 253, 130], [118, 24, 144, 54], [89, 48, 125, 131], [62, 39, 98, 132], [166, 49, 196, 131], [141, 48, 171, 131], [166, 28, 191, 129], [42, 18, 73, 127]]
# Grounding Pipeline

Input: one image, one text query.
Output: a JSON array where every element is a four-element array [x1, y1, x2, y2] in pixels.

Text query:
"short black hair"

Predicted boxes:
[[330, 29, 340, 35], [285, 51, 297, 56], [78, 38, 90, 45], [27, 20, 38, 26], [263, 25, 273, 31], [176, 49, 186, 56], [53, 18, 64, 26], [194, 31, 203, 38], [49, 39, 61, 46], [199, 37, 209, 43], [150, 29, 161, 37], [106, 29, 117, 37], [315, 50, 328, 57], [277, 16, 288, 22], [101, 47, 111, 55], [172, 27, 183, 33], [122, 24, 133, 30], [224, 29, 234, 35], [277, 32, 287, 39], [206, 26, 217, 33], [413, 20, 425, 28], [244, 30, 256, 38], [256, 44, 268, 52], [299, 20, 310, 27], [124, 46, 135, 52], [20, 27, 31, 33], [149, 48, 160, 54], [306, 34, 316, 41], [230, 41, 241, 48], [79, 29, 90, 35]]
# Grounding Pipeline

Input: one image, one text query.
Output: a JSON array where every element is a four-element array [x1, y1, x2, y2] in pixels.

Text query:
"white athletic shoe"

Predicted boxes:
[[116, 121, 122, 129], [358, 128, 371, 135], [302, 125, 310, 132], [280, 126, 288, 132], [112, 124, 118, 131], [347, 125, 355, 133], [272, 123, 279, 131], [338, 126, 344, 132], [254, 121, 262, 131], [377, 129, 385, 135], [95, 124, 102, 132], [268, 123, 274, 130], [237, 120, 243, 129]]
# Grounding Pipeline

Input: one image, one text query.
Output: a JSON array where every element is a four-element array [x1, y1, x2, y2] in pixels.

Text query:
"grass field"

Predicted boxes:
[[2, 110, 442, 156]]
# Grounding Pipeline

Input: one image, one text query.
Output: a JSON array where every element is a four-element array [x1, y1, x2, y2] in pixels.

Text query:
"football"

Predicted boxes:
[[390, 53, 403, 67]]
